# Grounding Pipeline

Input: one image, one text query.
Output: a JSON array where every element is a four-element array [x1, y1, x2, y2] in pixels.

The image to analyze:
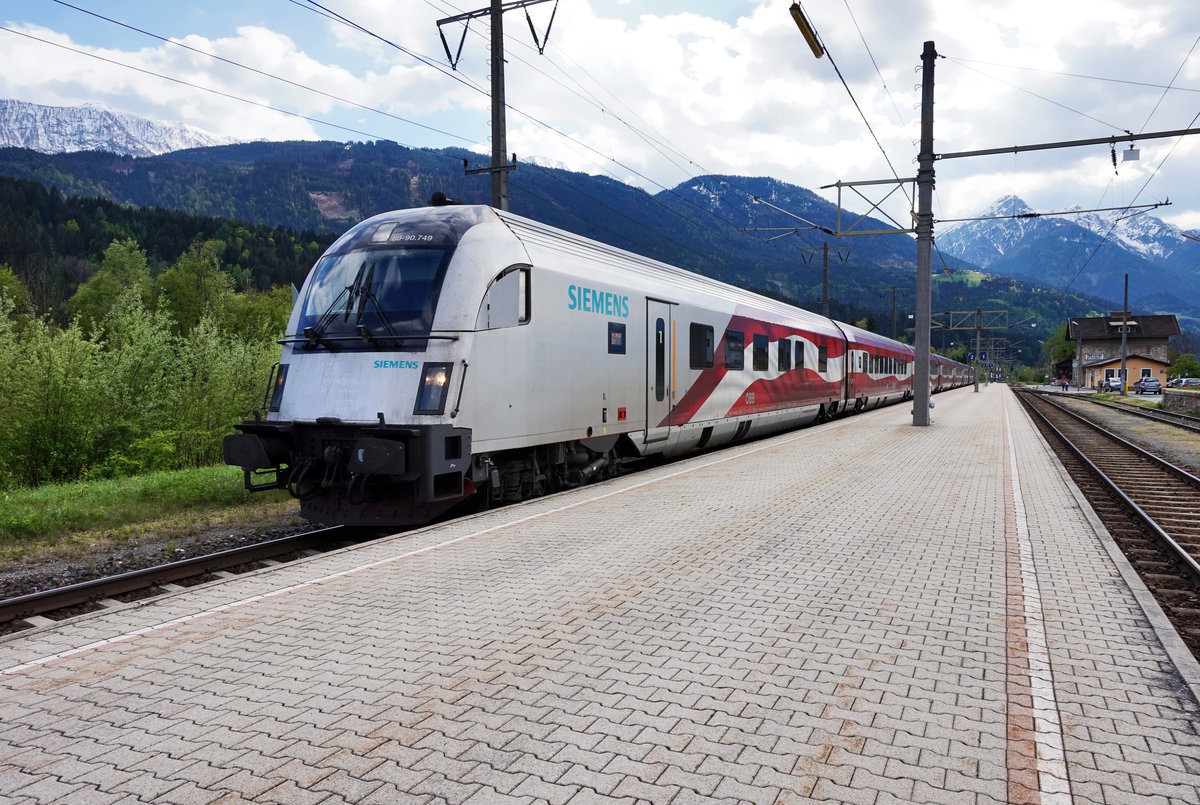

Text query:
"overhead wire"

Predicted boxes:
[[1059, 32, 1200, 292], [289, 0, 783, 254], [36, 0, 728, 246], [0, 25, 394, 145], [414, 1, 792, 245], [806, 8, 911, 208], [943, 57, 1200, 95], [17, 1, 892, 309], [48, 0, 475, 146], [413, 0, 854, 267]]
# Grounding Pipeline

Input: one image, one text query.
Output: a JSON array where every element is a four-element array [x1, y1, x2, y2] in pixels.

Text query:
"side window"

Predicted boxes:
[[475, 266, 530, 329], [752, 333, 768, 372], [689, 323, 714, 369], [725, 329, 744, 370], [608, 322, 626, 354], [778, 340, 791, 372], [795, 341, 805, 371], [818, 344, 829, 373], [654, 318, 666, 402]]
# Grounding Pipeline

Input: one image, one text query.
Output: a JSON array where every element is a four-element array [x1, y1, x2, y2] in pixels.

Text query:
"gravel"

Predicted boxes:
[[0, 511, 316, 602]]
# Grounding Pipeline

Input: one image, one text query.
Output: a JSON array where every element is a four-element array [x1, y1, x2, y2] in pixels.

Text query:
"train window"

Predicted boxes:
[[753, 334, 768, 372], [795, 341, 805, 371], [608, 322, 626, 355], [725, 329, 744, 370], [690, 323, 714, 369], [778, 340, 791, 372], [299, 246, 452, 348], [476, 266, 531, 329], [655, 318, 666, 401], [818, 344, 828, 373]]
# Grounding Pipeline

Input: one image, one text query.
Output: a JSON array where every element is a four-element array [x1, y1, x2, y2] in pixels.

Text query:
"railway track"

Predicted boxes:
[[1047, 390, 1200, 433], [0, 526, 355, 635], [1015, 389, 1200, 656]]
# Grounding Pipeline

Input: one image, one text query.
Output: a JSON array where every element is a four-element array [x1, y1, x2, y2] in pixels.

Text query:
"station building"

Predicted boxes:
[[1065, 312, 1180, 389]]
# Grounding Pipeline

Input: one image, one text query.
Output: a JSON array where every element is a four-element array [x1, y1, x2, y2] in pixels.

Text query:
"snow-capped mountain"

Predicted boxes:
[[1069, 204, 1188, 262], [937, 194, 1200, 321], [0, 99, 234, 157]]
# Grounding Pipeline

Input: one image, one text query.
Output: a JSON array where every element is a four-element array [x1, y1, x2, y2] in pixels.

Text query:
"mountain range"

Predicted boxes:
[[1, 98, 1197, 335], [0, 99, 233, 158], [937, 195, 1200, 326]]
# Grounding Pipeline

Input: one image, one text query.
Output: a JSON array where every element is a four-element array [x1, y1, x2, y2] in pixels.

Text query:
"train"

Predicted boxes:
[[223, 200, 972, 527]]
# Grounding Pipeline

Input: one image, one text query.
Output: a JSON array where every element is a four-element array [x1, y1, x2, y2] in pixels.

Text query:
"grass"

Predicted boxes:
[[0, 466, 298, 565]]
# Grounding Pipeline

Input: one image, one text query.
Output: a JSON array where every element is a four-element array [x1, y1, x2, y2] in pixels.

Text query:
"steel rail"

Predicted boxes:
[[1072, 393, 1200, 434], [0, 526, 345, 627], [1018, 391, 1200, 582]]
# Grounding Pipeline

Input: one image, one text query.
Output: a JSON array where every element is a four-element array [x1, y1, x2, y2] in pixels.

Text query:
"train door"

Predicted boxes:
[[645, 299, 674, 444]]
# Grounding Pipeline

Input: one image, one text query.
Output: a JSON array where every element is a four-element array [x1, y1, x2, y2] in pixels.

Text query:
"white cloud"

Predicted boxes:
[[1, 0, 1198, 228]]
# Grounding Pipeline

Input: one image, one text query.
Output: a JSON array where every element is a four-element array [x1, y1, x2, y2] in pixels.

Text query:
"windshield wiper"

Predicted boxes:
[[352, 260, 402, 344], [301, 261, 368, 348]]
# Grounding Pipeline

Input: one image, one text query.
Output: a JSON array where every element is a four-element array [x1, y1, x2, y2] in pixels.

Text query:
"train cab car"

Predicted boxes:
[[224, 202, 956, 528]]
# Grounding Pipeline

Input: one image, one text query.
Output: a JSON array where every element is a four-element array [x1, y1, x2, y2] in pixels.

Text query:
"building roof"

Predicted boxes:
[[1067, 313, 1181, 341]]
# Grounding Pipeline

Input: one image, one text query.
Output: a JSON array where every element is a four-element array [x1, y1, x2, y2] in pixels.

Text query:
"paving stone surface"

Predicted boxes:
[[1, 384, 1198, 804]]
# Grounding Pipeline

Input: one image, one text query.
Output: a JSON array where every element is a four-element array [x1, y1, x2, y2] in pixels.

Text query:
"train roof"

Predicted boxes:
[[492, 208, 840, 333]]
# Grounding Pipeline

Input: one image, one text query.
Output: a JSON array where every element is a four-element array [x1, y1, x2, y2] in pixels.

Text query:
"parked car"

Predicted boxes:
[[1134, 377, 1162, 394], [1179, 377, 1200, 388], [1104, 376, 1124, 391]]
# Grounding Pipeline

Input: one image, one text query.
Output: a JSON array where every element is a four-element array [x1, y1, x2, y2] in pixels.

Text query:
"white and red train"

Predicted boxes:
[[224, 203, 971, 526]]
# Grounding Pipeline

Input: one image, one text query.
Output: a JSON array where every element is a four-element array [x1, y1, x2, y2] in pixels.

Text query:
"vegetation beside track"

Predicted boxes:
[[0, 466, 298, 567]]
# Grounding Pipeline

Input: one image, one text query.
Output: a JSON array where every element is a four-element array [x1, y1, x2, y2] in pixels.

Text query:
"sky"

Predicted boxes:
[[2, 0, 1199, 234]]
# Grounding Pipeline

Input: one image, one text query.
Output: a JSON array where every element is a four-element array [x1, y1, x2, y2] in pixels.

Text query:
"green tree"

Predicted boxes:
[[1043, 323, 1075, 367], [84, 289, 181, 476], [165, 314, 280, 468], [220, 285, 293, 342], [1169, 353, 1200, 379], [0, 263, 31, 316], [1, 317, 106, 486], [154, 241, 233, 335], [67, 238, 151, 336]]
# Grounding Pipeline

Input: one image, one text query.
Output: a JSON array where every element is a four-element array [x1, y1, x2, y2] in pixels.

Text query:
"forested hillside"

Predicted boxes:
[[0, 140, 1122, 339], [0, 174, 332, 319]]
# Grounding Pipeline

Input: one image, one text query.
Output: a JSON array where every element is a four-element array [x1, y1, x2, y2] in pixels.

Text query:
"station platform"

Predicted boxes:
[[2, 383, 1198, 805]]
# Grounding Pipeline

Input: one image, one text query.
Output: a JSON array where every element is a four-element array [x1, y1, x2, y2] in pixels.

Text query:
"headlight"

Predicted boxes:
[[414, 362, 453, 415]]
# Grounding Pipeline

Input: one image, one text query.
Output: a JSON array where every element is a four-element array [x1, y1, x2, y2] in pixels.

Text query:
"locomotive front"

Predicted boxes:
[[223, 205, 499, 526]]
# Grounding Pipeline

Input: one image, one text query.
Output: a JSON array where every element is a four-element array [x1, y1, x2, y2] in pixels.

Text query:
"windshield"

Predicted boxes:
[[295, 246, 451, 349]]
